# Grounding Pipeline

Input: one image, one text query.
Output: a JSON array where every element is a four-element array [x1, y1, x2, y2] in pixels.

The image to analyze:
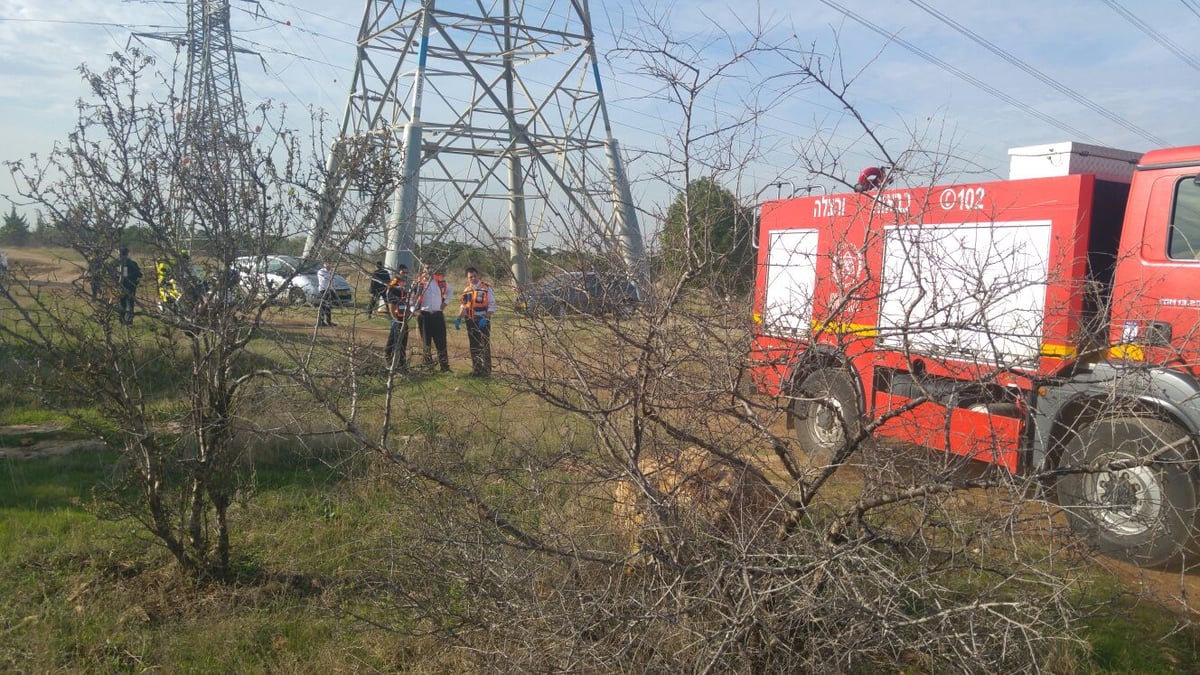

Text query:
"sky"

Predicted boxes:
[[1, 0, 1197, 221]]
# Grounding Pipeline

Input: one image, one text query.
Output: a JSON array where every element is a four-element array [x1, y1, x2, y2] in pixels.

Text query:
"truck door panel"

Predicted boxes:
[[1114, 174, 1200, 366]]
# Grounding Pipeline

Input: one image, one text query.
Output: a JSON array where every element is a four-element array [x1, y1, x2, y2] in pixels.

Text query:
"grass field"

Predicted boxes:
[[4, 247, 1200, 671]]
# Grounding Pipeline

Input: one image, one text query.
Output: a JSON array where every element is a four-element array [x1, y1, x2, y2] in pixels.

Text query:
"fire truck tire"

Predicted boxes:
[[791, 369, 861, 465], [1058, 416, 1200, 568]]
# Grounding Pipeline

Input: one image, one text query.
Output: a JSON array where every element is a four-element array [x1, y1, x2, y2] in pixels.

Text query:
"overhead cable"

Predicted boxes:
[[1101, 0, 1200, 71], [905, 0, 1167, 146], [816, 0, 1103, 144]]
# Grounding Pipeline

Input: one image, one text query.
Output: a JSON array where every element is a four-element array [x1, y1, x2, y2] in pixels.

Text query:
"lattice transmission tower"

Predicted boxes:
[[178, 0, 250, 152], [136, 0, 254, 240], [303, 0, 644, 285]]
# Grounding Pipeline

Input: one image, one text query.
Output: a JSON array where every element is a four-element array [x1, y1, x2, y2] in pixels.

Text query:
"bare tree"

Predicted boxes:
[[1, 49, 392, 578], [5, 11, 1172, 673], [480, 8, 1092, 672]]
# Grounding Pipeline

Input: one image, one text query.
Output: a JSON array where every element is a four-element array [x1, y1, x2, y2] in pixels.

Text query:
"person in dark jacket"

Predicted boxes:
[[384, 264, 412, 371], [116, 247, 142, 325], [366, 260, 391, 318]]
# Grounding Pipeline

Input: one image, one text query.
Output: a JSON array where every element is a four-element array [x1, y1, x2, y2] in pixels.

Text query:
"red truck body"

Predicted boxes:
[[750, 142, 1200, 566]]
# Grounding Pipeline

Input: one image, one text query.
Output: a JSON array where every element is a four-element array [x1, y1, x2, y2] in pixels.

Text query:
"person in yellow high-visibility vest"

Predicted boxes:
[[156, 250, 187, 306]]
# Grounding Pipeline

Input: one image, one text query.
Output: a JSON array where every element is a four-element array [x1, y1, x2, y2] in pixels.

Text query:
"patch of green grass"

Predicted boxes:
[[0, 409, 70, 426], [1079, 596, 1200, 672], [0, 448, 115, 510]]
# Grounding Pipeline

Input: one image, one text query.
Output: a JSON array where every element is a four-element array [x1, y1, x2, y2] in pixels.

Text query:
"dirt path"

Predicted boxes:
[[0, 424, 104, 460], [3, 247, 83, 289]]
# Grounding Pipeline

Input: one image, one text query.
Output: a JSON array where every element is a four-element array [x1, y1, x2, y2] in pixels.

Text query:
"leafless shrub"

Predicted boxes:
[[1, 48, 391, 578]]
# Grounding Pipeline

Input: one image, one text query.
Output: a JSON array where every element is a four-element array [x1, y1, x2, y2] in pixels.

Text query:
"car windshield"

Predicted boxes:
[[291, 258, 320, 275], [266, 256, 317, 276]]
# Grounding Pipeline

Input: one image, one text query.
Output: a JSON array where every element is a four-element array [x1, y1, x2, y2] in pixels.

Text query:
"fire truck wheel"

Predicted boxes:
[[791, 369, 861, 465], [1058, 416, 1200, 568]]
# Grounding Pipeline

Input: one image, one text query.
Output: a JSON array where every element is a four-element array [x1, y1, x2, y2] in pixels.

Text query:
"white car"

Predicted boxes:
[[234, 255, 354, 306]]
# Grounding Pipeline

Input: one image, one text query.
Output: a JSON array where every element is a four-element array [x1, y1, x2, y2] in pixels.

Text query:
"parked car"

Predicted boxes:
[[233, 255, 354, 306], [515, 270, 640, 318]]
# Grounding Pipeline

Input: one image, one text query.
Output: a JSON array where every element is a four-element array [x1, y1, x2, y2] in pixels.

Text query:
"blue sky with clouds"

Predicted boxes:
[[1, 0, 1196, 217]]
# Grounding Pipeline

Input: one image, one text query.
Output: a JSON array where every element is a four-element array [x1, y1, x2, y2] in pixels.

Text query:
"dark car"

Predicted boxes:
[[515, 271, 640, 318]]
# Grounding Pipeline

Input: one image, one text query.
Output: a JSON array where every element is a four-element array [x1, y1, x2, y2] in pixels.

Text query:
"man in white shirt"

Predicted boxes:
[[317, 261, 335, 327], [411, 266, 452, 372]]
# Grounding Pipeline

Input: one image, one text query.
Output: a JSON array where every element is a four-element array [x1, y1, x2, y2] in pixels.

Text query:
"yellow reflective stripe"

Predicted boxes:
[[1039, 343, 1077, 359], [811, 320, 877, 337], [1109, 344, 1146, 361]]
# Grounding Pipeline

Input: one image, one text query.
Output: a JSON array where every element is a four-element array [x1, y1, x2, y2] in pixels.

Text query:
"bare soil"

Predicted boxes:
[[0, 424, 104, 459]]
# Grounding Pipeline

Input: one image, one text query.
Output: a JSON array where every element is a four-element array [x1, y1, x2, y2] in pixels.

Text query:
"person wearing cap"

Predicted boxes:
[[384, 264, 413, 371]]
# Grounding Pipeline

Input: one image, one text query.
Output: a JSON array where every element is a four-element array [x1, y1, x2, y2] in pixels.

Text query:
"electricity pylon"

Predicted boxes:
[[178, 0, 250, 154], [136, 0, 255, 242], [303, 0, 644, 286]]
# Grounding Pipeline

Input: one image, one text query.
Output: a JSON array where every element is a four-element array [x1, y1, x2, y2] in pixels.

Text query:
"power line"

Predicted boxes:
[[230, 1, 355, 128], [0, 17, 172, 30], [1181, 0, 1200, 21], [1101, 0, 1200, 71], [903, 0, 1167, 147], [816, 0, 1103, 144]]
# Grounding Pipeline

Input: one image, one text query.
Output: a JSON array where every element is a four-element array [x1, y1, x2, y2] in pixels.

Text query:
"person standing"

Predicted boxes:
[[383, 264, 412, 371], [455, 266, 496, 377], [366, 260, 391, 318], [88, 252, 104, 300], [412, 266, 452, 372], [116, 247, 142, 325], [317, 261, 336, 327], [156, 249, 189, 309]]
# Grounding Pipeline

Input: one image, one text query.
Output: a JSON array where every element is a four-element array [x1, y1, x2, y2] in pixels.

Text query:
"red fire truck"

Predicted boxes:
[[750, 141, 1200, 567]]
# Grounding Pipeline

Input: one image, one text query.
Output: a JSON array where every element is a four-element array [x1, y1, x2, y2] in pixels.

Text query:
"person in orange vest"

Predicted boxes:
[[384, 264, 412, 371], [454, 266, 496, 377], [412, 266, 452, 373]]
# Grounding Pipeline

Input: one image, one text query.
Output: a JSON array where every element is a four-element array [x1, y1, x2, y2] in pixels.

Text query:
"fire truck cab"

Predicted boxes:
[[750, 142, 1200, 567]]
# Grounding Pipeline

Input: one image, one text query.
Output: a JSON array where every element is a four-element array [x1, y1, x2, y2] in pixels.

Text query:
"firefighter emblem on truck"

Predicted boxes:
[[831, 243, 866, 316]]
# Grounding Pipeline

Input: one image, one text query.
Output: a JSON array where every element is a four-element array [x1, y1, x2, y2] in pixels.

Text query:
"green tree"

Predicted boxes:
[[0, 207, 30, 246], [660, 176, 754, 291]]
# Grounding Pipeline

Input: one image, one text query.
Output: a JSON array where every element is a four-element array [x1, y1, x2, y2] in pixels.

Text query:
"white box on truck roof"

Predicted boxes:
[[1007, 141, 1142, 183]]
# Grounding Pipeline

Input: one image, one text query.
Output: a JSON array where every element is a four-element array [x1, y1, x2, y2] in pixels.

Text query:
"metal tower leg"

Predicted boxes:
[[304, 0, 644, 284]]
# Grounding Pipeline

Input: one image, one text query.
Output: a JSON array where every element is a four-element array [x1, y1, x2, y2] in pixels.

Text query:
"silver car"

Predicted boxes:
[[234, 255, 354, 306]]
